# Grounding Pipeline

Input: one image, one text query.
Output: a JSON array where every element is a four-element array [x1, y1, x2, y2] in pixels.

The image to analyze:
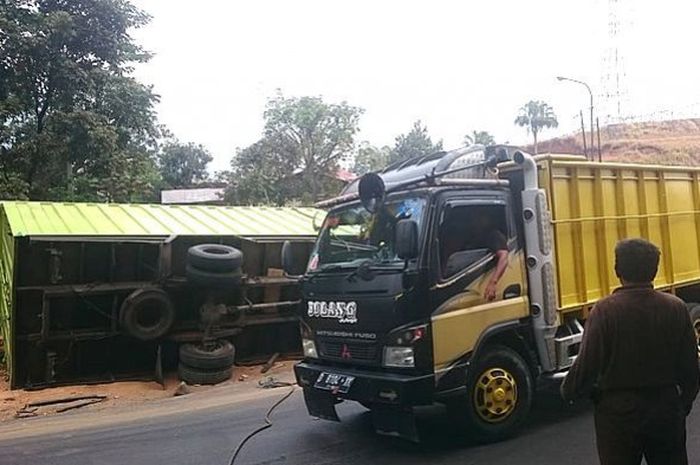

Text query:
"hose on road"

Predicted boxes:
[[227, 384, 297, 465]]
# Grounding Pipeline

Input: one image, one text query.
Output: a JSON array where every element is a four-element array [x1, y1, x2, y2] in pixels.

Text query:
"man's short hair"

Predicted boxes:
[[614, 238, 660, 283]]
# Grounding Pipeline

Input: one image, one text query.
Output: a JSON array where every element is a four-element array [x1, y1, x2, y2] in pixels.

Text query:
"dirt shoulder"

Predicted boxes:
[[0, 361, 296, 426]]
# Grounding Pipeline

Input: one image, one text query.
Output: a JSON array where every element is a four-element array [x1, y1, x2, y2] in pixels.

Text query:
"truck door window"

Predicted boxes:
[[439, 205, 508, 279]]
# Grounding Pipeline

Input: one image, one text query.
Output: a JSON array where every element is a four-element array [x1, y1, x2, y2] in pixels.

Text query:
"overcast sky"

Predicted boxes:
[[130, 0, 700, 172]]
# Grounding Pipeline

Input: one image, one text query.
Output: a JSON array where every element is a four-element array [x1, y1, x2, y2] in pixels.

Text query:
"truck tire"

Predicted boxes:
[[119, 288, 175, 341], [178, 363, 233, 385], [187, 244, 243, 273], [179, 340, 235, 370], [451, 345, 533, 443], [186, 265, 242, 288], [687, 303, 700, 357]]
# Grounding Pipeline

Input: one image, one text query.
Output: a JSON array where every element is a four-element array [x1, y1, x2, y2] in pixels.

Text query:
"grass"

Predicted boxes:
[[537, 118, 700, 165]]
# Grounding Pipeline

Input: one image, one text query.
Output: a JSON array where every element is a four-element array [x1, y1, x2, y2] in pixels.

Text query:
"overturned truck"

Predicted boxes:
[[0, 201, 316, 389]]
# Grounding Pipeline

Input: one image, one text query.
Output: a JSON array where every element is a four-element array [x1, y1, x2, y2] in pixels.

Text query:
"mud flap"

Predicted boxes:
[[371, 405, 419, 442], [303, 388, 340, 422]]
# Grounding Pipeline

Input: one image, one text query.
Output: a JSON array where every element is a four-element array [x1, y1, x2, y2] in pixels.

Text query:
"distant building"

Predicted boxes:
[[334, 168, 357, 183], [291, 167, 358, 183], [161, 187, 226, 205]]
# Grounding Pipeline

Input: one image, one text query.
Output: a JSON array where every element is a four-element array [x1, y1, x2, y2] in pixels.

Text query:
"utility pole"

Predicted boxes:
[[579, 111, 588, 159], [596, 117, 602, 162]]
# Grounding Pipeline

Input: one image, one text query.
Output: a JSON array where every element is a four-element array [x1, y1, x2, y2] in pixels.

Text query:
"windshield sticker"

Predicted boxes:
[[307, 301, 358, 324], [397, 198, 423, 220]]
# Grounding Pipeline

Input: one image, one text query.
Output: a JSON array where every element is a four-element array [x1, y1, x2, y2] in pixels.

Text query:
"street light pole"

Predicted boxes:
[[557, 76, 594, 161]]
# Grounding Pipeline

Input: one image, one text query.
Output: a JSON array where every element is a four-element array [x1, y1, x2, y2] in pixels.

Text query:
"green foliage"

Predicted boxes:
[[388, 120, 443, 165], [514, 100, 558, 154], [158, 141, 212, 188], [353, 142, 391, 175], [464, 130, 496, 147], [226, 93, 363, 205], [225, 138, 298, 205], [0, 0, 162, 202]]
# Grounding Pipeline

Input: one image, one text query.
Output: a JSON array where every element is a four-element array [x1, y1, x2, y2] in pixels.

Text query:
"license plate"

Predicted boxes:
[[314, 372, 355, 394]]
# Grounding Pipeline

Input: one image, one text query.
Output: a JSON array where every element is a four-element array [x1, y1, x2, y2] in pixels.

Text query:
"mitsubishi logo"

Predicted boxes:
[[340, 344, 352, 360]]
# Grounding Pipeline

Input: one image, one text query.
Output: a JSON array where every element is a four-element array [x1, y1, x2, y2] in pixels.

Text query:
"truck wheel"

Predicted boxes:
[[179, 340, 236, 370], [187, 244, 243, 273], [452, 345, 533, 442], [119, 288, 175, 341], [687, 303, 700, 357], [186, 265, 242, 287], [178, 363, 233, 385]]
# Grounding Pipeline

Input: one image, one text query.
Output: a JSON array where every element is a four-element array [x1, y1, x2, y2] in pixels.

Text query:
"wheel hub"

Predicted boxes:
[[474, 368, 518, 423], [493, 387, 506, 402]]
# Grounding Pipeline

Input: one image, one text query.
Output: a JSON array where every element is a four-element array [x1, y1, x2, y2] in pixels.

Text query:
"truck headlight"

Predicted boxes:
[[383, 346, 414, 368], [302, 338, 318, 358]]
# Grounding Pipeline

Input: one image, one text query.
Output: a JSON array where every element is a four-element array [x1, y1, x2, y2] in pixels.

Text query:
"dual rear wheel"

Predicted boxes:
[[178, 339, 236, 385], [186, 244, 243, 288]]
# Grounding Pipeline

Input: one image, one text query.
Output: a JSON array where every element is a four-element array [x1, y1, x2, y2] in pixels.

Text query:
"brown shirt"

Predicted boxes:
[[561, 284, 700, 412]]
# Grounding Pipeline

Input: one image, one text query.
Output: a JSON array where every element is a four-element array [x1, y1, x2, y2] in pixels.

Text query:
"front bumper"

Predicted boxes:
[[295, 360, 435, 406], [295, 361, 434, 441]]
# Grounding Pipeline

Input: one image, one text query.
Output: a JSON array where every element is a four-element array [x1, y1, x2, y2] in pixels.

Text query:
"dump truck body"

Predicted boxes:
[[537, 157, 700, 311]]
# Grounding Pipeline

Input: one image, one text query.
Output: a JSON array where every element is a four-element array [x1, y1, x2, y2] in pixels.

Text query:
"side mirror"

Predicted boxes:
[[281, 240, 299, 277], [358, 173, 385, 214], [395, 219, 419, 260]]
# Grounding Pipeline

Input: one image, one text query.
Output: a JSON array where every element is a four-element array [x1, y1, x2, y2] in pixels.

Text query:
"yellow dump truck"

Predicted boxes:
[[285, 146, 700, 441]]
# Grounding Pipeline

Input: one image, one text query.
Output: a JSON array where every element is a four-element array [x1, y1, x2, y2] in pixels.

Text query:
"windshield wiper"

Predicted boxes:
[[317, 264, 345, 272], [346, 259, 376, 282]]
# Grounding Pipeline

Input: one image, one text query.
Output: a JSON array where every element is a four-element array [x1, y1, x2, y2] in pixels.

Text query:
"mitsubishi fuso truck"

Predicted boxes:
[[282, 145, 700, 441]]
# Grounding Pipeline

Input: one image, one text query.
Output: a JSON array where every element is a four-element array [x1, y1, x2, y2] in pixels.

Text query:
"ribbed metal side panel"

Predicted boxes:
[[0, 202, 322, 238], [0, 208, 14, 386], [548, 158, 700, 310]]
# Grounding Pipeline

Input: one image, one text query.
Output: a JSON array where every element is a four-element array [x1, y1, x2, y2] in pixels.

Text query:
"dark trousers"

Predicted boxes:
[[594, 388, 688, 465]]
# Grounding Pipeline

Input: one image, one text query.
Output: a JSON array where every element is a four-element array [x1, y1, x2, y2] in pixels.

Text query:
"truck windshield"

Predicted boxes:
[[308, 197, 426, 271]]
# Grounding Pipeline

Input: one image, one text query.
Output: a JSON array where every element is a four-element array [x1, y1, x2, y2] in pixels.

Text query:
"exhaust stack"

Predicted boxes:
[[514, 151, 563, 372]]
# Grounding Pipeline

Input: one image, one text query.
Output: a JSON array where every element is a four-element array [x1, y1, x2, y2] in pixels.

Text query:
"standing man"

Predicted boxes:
[[561, 238, 699, 465]]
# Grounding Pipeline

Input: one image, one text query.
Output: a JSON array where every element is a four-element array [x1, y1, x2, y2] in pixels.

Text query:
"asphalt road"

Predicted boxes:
[[1, 386, 699, 465]]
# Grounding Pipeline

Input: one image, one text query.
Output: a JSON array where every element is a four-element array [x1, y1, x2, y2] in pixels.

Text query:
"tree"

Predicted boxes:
[[158, 141, 212, 188], [352, 142, 391, 175], [464, 130, 496, 147], [389, 120, 442, 165], [224, 138, 299, 206], [226, 93, 363, 205], [514, 100, 559, 154], [0, 0, 162, 201], [262, 93, 363, 202]]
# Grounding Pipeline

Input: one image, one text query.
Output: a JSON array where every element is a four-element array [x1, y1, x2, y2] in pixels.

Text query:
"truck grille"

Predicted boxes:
[[318, 340, 378, 363]]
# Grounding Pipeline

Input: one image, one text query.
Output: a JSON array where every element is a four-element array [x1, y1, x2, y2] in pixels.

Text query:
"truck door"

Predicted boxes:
[[429, 193, 529, 380]]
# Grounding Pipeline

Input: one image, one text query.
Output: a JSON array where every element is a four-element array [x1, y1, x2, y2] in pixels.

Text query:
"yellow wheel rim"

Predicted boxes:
[[693, 317, 700, 358], [474, 368, 518, 423]]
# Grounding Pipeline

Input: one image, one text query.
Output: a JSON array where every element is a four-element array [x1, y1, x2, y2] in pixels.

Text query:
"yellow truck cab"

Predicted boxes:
[[283, 145, 700, 441]]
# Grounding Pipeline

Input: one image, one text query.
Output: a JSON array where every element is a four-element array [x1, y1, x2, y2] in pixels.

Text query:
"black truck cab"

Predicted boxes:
[[288, 146, 551, 441]]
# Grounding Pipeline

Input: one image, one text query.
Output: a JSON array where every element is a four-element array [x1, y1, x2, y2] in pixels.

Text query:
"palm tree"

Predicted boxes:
[[514, 100, 559, 154], [464, 130, 496, 147]]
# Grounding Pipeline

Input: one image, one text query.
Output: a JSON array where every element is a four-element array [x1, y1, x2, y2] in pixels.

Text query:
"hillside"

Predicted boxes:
[[535, 118, 700, 165]]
